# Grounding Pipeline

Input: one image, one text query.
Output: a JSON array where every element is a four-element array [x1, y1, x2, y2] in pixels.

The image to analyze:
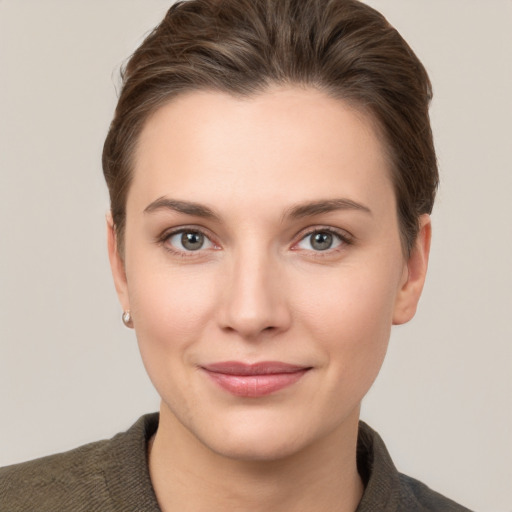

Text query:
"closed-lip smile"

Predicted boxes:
[[201, 361, 312, 397]]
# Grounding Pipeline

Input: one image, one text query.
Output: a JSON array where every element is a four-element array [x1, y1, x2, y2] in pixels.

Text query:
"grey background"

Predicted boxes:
[[0, 1, 511, 510]]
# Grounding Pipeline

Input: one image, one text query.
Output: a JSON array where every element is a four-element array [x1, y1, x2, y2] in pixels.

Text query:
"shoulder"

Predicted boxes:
[[357, 421, 474, 512], [397, 472, 473, 512], [0, 413, 160, 512], [0, 436, 113, 511]]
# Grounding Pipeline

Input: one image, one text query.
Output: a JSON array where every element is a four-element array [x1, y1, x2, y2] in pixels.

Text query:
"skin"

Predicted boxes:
[[108, 87, 431, 512]]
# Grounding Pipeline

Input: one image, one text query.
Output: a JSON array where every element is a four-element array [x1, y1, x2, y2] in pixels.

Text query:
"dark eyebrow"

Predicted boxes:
[[144, 197, 219, 220], [284, 198, 372, 220], [144, 196, 371, 221]]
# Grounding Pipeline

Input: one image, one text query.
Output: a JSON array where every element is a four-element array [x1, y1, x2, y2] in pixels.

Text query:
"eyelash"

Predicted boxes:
[[157, 226, 219, 258], [157, 226, 353, 258], [292, 227, 353, 255]]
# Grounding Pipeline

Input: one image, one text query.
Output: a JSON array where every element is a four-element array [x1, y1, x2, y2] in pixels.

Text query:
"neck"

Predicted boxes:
[[148, 405, 364, 512]]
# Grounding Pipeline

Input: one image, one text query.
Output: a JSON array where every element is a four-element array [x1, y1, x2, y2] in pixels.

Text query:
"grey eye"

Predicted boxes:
[[181, 232, 204, 250], [167, 230, 213, 252], [310, 232, 333, 251], [296, 231, 343, 252]]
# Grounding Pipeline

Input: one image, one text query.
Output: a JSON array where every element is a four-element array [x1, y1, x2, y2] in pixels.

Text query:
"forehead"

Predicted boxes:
[[130, 87, 394, 217]]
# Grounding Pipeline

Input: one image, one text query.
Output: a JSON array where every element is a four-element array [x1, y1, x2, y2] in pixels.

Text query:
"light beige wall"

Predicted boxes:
[[0, 1, 510, 510]]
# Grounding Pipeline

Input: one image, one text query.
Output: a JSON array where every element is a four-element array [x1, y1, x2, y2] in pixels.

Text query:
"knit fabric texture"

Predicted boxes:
[[0, 413, 473, 511]]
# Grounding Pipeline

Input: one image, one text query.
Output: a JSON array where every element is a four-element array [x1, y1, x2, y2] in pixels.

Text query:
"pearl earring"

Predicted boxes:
[[122, 310, 133, 328]]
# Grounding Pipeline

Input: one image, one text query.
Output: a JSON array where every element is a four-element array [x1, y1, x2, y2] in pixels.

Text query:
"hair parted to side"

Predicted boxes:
[[102, 0, 438, 256]]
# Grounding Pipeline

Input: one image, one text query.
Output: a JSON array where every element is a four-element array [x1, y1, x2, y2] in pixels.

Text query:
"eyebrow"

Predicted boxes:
[[284, 198, 372, 219], [144, 197, 219, 220], [143, 196, 371, 221]]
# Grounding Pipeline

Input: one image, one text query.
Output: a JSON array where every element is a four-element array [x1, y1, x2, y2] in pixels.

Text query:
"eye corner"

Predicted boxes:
[[157, 226, 221, 257], [291, 227, 354, 254]]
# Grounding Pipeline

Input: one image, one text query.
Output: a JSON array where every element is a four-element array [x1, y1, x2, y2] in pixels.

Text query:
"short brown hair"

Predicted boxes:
[[103, 0, 437, 255]]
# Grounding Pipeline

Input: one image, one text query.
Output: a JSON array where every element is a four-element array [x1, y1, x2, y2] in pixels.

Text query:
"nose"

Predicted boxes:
[[217, 248, 292, 340]]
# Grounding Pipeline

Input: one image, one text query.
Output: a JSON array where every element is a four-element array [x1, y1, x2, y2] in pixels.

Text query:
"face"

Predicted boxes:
[[109, 87, 430, 461]]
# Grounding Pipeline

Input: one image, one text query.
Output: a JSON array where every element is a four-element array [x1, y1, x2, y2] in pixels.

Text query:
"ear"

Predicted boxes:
[[106, 212, 130, 312], [392, 214, 432, 325]]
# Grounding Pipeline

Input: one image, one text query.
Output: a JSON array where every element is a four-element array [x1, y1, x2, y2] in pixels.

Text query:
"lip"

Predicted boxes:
[[201, 361, 311, 397]]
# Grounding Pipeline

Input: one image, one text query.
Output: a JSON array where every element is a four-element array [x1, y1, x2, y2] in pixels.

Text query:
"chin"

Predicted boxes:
[[192, 406, 341, 463], [205, 427, 309, 462]]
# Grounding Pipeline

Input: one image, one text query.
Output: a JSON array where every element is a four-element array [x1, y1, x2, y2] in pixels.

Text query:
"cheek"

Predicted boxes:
[[295, 258, 400, 335], [126, 259, 219, 369], [292, 259, 401, 391]]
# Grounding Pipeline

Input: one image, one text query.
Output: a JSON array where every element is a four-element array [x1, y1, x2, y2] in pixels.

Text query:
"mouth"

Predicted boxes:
[[201, 361, 312, 397]]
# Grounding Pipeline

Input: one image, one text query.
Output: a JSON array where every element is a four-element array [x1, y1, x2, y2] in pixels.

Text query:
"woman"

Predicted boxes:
[[0, 0, 474, 510]]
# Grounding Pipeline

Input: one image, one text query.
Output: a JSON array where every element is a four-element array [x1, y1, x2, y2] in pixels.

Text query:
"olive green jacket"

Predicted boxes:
[[0, 414, 473, 511]]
